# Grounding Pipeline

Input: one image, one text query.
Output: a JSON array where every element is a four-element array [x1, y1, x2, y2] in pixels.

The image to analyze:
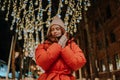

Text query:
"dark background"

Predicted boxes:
[[0, 11, 12, 63]]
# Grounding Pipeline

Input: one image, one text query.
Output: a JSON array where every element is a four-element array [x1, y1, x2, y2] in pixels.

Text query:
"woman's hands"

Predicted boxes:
[[58, 32, 68, 48]]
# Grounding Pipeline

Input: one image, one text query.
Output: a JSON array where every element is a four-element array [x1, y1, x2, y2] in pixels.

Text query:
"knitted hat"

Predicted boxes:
[[47, 15, 66, 36]]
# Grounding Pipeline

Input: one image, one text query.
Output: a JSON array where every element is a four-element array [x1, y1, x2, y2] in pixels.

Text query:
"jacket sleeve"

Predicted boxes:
[[35, 43, 62, 71], [61, 41, 86, 70]]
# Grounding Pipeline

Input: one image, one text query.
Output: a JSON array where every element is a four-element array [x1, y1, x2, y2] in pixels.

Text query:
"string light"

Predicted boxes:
[[0, 0, 91, 57]]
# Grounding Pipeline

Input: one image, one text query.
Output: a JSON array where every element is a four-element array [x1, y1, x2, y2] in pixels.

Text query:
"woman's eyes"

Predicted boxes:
[[51, 27, 60, 31], [56, 27, 60, 30]]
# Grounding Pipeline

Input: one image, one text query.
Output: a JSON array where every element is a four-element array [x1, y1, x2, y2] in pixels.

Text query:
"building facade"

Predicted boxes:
[[75, 0, 120, 80]]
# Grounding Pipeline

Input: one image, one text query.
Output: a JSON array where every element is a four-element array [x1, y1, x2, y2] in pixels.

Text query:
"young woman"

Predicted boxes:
[[35, 15, 86, 80]]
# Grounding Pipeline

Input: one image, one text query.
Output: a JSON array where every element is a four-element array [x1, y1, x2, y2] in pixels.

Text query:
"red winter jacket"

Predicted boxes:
[[35, 40, 86, 80]]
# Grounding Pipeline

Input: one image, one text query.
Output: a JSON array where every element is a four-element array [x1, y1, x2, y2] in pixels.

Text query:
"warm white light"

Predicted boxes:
[[24, 51, 28, 57], [15, 52, 19, 58]]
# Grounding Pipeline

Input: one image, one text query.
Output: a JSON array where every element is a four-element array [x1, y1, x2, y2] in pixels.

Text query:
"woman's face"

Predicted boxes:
[[50, 24, 62, 38]]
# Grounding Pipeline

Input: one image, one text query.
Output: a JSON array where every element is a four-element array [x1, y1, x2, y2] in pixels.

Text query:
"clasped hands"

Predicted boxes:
[[58, 32, 68, 48]]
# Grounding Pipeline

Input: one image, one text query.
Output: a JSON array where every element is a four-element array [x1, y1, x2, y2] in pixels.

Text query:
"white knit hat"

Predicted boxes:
[[47, 15, 66, 36]]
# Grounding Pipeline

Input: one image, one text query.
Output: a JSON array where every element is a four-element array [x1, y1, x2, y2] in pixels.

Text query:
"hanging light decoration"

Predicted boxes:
[[0, 0, 90, 57]]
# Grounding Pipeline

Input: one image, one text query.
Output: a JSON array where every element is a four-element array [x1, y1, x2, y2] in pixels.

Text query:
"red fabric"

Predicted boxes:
[[35, 40, 86, 80]]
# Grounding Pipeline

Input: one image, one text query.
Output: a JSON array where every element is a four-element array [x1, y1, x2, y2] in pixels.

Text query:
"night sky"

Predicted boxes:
[[0, 11, 12, 63]]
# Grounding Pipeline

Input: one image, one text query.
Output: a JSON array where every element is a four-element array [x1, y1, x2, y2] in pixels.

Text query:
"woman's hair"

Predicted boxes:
[[47, 25, 66, 42], [47, 25, 65, 37]]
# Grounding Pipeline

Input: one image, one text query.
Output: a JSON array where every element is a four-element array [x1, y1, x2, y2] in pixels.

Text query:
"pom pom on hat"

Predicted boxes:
[[47, 15, 66, 36]]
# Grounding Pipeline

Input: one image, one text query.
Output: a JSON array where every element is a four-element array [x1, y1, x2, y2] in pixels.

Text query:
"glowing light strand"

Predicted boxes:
[[0, 0, 90, 57]]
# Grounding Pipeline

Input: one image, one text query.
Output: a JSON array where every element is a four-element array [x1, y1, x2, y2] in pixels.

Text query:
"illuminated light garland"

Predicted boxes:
[[0, 0, 90, 57]]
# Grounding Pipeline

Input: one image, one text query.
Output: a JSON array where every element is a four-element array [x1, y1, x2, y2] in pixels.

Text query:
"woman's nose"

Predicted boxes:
[[53, 29, 57, 33]]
